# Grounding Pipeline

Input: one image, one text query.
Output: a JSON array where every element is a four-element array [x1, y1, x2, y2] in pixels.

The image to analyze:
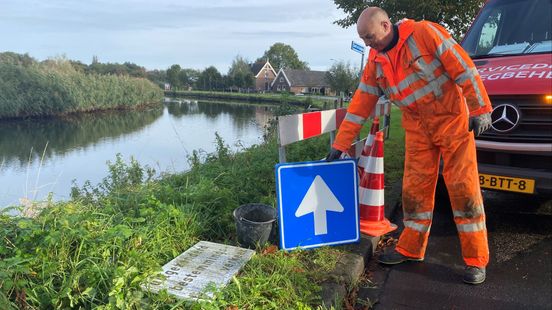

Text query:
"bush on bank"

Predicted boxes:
[[0, 105, 404, 309], [0, 57, 162, 119]]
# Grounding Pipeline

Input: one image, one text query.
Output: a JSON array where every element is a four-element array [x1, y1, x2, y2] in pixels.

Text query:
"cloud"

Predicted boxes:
[[0, 0, 330, 33], [0, 0, 360, 71]]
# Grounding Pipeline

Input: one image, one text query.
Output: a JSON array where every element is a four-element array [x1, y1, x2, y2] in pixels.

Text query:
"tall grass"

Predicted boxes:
[[0, 57, 162, 119]]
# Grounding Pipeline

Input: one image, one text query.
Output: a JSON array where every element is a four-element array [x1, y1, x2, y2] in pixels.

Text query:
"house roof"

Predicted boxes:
[[281, 69, 330, 87], [250, 62, 265, 76], [250, 60, 276, 78]]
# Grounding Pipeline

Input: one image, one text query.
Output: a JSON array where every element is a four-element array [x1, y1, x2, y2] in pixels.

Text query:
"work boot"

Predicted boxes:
[[378, 248, 424, 265], [463, 266, 486, 284]]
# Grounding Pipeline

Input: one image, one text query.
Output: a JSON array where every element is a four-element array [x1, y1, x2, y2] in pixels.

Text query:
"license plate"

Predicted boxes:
[[479, 173, 535, 194]]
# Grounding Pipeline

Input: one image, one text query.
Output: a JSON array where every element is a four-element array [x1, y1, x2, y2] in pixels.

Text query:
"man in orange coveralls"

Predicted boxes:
[[326, 7, 492, 284]]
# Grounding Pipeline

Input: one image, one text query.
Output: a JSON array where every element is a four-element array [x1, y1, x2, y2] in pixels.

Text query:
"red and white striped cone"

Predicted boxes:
[[341, 118, 380, 167], [358, 131, 397, 236], [357, 118, 379, 179]]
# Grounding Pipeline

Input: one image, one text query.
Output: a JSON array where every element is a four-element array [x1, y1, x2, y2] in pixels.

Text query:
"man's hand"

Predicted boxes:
[[469, 113, 492, 137], [325, 148, 343, 161]]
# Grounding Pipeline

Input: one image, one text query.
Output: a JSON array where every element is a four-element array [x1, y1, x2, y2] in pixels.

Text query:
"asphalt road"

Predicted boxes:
[[356, 190, 552, 309]]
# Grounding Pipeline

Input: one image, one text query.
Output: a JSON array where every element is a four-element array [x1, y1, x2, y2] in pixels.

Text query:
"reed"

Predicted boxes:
[[0, 57, 163, 119]]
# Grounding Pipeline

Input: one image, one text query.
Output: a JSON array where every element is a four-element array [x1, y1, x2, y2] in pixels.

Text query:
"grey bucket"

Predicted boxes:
[[233, 203, 277, 249]]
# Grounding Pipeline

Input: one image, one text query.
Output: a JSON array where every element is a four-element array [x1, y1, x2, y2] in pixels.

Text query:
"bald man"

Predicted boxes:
[[326, 7, 493, 284]]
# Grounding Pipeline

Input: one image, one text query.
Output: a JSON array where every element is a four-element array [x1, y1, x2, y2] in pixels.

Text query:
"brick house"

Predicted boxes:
[[270, 69, 335, 96], [250, 60, 277, 91]]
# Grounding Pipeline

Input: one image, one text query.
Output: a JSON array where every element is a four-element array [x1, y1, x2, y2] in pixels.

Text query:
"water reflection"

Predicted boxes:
[[0, 107, 163, 167], [167, 100, 272, 131]]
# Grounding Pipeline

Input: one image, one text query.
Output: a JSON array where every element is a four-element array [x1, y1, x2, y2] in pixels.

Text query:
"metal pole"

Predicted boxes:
[[277, 117, 287, 163], [360, 52, 365, 76], [279, 146, 287, 163], [384, 114, 391, 141]]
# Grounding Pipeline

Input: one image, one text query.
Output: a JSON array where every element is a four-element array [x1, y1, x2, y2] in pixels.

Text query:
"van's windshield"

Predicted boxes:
[[462, 0, 552, 58]]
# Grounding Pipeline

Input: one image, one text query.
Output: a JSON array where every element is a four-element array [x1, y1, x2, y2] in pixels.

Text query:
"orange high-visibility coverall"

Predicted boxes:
[[333, 19, 492, 267]]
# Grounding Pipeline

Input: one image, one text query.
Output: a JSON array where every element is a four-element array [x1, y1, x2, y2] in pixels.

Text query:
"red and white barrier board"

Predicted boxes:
[[277, 98, 391, 147], [278, 108, 347, 146]]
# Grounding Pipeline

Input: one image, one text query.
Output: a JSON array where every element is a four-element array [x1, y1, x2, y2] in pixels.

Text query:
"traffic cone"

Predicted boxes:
[[358, 131, 397, 236], [357, 118, 379, 179], [342, 118, 380, 162]]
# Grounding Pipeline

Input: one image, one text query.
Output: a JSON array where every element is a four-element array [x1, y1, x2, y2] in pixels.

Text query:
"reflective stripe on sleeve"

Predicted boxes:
[[456, 220, 486, 233], [358, 82, 382, 96], [404, 220, 431, 233], [455, 67, 478, 85], [404, 211, 433, 220], [344, 112, 366, 125], [427, 23, 486, 107]]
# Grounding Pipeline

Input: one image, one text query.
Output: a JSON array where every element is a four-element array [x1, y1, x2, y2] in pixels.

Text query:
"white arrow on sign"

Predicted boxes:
[[295, 175, 344, 235]]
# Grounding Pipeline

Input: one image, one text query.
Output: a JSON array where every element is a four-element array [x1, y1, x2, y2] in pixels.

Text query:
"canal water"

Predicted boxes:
[[0, 99, 273, 209]]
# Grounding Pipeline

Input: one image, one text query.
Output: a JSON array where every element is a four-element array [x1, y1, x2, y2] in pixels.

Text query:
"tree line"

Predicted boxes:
[[0, 40, 365, 104], [161, 42, 311, 92], [162, 42, 360, 96]]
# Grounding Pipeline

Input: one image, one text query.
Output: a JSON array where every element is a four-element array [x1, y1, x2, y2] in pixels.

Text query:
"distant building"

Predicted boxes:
[[271, 69, 334, 96], [164, 83, 171, 91], [250, 60, 277, 91]]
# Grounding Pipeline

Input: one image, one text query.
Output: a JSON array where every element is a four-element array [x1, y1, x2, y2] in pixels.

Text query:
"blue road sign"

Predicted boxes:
[[351, 41, 365, 54], [275, 159, 359, 251]]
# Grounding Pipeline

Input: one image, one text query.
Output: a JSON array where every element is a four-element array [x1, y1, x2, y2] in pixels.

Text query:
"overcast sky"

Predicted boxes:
[[0, 0, 366, 73]]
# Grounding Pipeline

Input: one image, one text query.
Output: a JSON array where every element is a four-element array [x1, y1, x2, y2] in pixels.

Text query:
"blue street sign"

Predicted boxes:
[[275, 159, 359, 251], [351, 41, 365, 54]]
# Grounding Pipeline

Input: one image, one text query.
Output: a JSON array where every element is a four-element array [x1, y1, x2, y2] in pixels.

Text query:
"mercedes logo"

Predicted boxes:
[[490, 104, 520, 133]]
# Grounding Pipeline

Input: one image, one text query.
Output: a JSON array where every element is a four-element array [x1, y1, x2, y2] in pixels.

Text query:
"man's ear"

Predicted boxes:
[[382, 20, 391, 31]]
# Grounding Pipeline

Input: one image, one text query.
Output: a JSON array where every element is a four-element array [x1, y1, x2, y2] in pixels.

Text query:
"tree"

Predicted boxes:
[[69, 60, 88, 73], [146, 69, 167, 88], [228, 55, 254, 91], [326, 61, 358, 96], [332, 0, 485, 39], [166, 64, 182, 89], [86, 61, 147, 78], [182, 68, 200, 89], [178, 70, 189, 89], [256, 43, 309, 71], [197, 66, 223, 91], [123, 62, 146, 78], [0, 52, 35, 67]]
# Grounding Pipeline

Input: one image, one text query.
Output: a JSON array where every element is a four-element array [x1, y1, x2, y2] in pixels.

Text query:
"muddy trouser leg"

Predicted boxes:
[[441, 132, 489, 268], [396, 129, 440, 259]]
